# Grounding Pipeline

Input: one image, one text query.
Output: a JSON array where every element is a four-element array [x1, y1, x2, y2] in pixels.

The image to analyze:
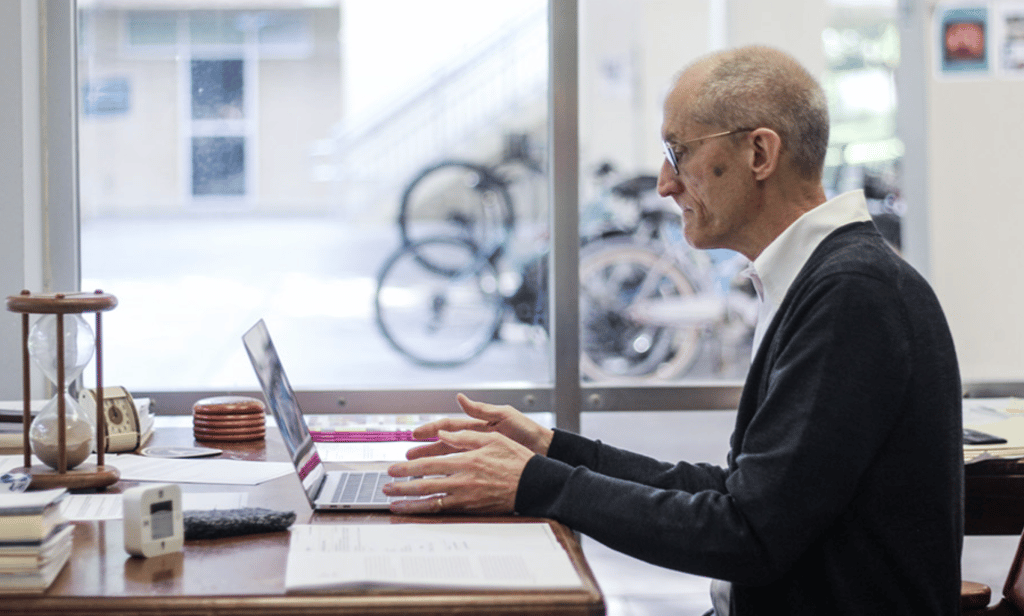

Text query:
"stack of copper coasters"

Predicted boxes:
[[192, 396, 266, 442]]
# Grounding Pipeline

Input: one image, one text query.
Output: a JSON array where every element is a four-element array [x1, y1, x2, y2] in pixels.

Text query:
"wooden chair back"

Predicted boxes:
[[1004, 532, 1024, 613]]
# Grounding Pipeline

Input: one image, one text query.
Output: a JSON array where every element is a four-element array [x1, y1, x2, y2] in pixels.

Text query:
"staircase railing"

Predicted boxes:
[[322, 6, 548, 223]]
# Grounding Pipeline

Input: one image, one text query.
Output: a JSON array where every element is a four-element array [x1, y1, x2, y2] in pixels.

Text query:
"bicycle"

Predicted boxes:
[[397, 133, 545, 266], [376, 154, 756, 377], [374, 235, 546, 367], [577, 175, 758, 382], [374, 133, 549, 367], [374, 159, 662, 370]]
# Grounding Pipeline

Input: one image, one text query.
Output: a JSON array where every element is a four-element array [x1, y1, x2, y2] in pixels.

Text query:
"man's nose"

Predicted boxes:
[[657, 159, 681, 197]]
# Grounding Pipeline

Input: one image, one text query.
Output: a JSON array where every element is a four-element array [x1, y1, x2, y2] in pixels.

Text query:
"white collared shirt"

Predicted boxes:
[[748, 190, 874, 359]]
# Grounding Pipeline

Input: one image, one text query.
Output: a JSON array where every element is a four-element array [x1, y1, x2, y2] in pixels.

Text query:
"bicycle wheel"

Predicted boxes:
[[374, 237, 505, 367], [579, 239, 704, 381], [398, 161, 515, 263]]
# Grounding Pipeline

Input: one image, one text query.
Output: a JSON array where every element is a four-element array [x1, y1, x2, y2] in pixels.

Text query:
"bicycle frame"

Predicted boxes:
[[578, 186, 757, 381]]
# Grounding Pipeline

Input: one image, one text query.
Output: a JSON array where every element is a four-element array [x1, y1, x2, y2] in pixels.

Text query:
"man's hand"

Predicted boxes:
[[403, 393, 554, 461], [385, 429, 535, 514]]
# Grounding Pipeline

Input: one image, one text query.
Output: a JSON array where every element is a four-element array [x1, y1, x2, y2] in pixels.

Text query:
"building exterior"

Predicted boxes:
[[77, 1, 342, 217]]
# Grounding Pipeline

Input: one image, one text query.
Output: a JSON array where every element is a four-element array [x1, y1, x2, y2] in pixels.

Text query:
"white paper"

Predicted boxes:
[[107, 454, 293, 485], [61, 492, 248, 521], [0, 454, 292, 486], [60, 494, 122, 521], [285, 523, 583, 592]]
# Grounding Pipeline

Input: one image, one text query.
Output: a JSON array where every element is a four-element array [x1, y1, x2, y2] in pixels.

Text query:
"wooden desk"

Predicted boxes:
[[966, 458, 1024, 536], [4, 424, 605, 615]]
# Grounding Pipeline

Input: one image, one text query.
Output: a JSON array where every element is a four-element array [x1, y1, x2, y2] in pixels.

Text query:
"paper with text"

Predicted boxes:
[[1, 454, 292, 485], [285, 522, 583, 592], [106, 455, 293, 485], [61, 492, 248, 521]]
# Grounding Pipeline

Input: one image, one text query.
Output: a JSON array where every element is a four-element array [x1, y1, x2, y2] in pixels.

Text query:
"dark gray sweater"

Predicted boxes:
[[516, 222, 963, 615]]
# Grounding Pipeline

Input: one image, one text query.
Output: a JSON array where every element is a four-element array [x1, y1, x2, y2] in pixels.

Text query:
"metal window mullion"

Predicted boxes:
[[548, 0, 580, 433], [581, 382, 744, 413], [43, 0, 80, 294], [896, 0, 929, 277]]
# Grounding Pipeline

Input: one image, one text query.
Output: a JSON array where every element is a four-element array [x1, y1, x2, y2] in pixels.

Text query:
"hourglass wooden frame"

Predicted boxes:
[[6, 290, 120, 490]]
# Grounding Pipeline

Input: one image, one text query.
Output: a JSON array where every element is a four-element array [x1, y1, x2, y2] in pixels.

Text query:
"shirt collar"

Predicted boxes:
[[751, 190, 873, 308]]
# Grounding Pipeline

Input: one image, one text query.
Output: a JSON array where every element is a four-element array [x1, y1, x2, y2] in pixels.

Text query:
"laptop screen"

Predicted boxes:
[[242, 319, 324, 503]]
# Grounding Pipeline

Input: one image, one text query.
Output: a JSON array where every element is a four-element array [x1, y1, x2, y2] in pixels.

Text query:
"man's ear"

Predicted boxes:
[[748, 128, 782, 181]]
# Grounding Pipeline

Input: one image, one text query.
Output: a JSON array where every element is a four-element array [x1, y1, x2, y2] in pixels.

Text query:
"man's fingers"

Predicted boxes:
[[405, 441, 459, 460], [383, 474, 451, 498], [438, 428, 496, 451], [386, 427, 526, 516], [412, 416, 483, 440], [456, 394, 507, 426], [389, 495, 446, 515], [388, 453, 463, 480], [410, 395, 511, 444]]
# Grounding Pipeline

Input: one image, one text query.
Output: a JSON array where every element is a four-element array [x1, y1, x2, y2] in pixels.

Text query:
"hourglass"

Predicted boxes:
[[6, 290, 120, 490]]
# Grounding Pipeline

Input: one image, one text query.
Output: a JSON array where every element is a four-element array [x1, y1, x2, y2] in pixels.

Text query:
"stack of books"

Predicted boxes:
[[0, 488, 73, 594]]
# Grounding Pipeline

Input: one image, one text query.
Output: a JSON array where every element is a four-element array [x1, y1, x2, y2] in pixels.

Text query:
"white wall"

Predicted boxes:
[[0, 0, 42, 400], [0, 0, 76, 401], [923, 1, 1024, 381], [728, 0, 828, 77]]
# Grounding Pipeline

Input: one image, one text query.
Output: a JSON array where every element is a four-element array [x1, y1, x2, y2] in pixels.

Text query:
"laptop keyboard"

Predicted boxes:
[[332, 472, 409, 504]]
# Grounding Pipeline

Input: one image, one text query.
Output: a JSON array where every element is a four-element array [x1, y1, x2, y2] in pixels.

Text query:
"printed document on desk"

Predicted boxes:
[[285, 522, 584, 592], [0, 454, 292, 486], [61, 492, 248, 521], [964, 416, 1024, 463], [964, 398, 1024, 463], [110, 454, 292, 484]]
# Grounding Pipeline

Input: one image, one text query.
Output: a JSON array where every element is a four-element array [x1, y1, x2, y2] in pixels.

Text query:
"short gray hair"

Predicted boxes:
[[687, 46, 829, 179]]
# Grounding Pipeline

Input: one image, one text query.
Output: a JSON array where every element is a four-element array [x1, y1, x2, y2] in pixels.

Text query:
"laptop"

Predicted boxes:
[[242, 319, 412, 510]]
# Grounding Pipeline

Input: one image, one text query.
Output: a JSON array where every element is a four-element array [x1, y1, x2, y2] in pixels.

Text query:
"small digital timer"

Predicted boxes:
[[123, 483, 184, 557]]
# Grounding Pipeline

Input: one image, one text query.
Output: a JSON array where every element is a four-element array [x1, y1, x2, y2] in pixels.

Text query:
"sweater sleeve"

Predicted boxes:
[[542, 428, 731, 492], [514, 271, 920, 584]]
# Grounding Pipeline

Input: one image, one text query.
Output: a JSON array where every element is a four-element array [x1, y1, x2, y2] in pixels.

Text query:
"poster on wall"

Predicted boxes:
[[994, 2, 1024, 76], [936, 5, 991, 77]]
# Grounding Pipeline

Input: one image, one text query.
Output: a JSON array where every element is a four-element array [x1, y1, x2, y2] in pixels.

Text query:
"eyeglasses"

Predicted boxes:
[[662, 128, 754, 175]]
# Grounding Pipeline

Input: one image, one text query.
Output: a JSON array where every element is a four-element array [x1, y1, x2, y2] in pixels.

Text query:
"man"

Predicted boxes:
[[385, 46, 963, 615]]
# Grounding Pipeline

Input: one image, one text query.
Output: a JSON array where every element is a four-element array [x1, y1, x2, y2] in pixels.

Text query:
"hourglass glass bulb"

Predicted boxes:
[[30, 393, 95, 470], [27, 314, 95, 384], [26, 313, 97, 470]]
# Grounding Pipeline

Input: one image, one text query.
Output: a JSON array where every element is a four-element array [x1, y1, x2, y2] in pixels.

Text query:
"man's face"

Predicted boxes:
[[657, 76, 753, 252]]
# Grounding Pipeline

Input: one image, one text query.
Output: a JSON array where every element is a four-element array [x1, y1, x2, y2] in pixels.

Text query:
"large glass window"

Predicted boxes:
[[822, 1, 902, 250], [78, 1, 553, 396], [76, 0, 900, 418]]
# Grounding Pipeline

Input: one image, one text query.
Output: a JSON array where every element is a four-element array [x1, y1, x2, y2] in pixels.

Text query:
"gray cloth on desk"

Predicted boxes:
[[183, 507, 296, 540], [515, 221, 963, 616]]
